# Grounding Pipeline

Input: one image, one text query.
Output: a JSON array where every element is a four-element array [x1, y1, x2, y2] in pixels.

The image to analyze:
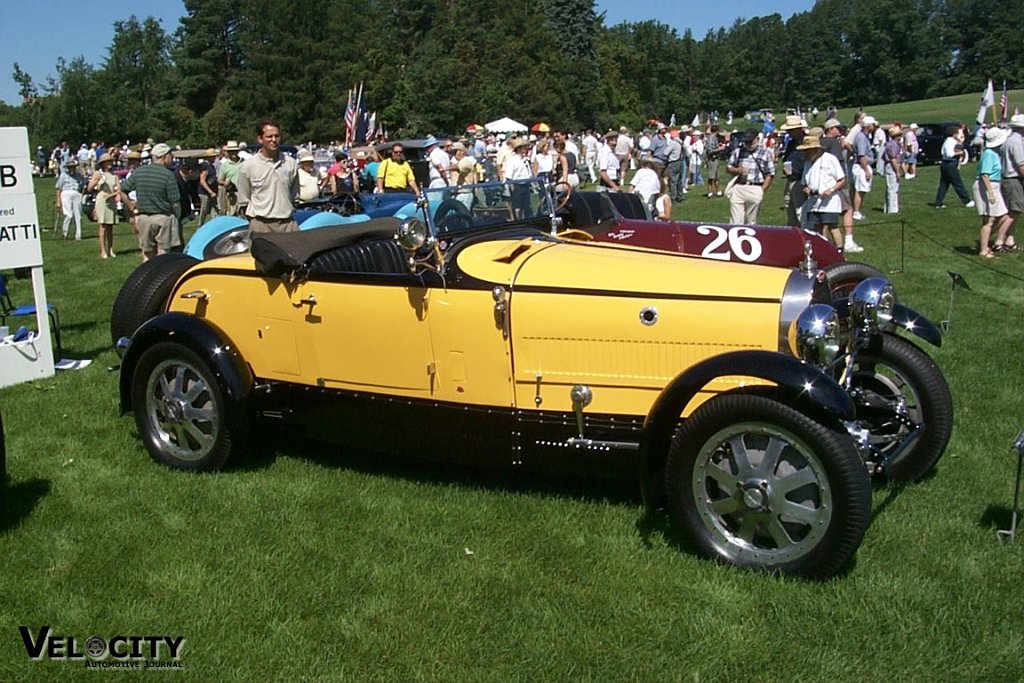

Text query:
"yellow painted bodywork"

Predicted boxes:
[[167, 237, 792, 418]]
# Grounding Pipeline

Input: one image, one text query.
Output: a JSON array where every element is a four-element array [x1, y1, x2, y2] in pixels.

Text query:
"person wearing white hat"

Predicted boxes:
[[973, 126, 1012, 257], [998, 114, 1024, 251], [850, 116, 876, 221], [120, 143, 181, 261], [296, 149, 320, 203], [54, 158, 85, 240]]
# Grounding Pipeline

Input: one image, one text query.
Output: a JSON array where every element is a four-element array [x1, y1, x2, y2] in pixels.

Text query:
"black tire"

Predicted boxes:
[[665, 394, 871, 579], [110, 253, 199, 345], [824, 261, 884, 300], [846, 333, 953, 483], [132, 342, 235, 471]]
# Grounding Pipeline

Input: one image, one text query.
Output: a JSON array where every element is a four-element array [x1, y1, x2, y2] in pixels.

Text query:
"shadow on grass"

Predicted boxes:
[[232, 431, 643, 510], [0, 478, 51, 533], [979, 504, 1017, 535]]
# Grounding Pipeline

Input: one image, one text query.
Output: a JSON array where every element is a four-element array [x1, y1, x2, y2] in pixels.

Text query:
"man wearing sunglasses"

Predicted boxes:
[[376, 144, 421, 194]]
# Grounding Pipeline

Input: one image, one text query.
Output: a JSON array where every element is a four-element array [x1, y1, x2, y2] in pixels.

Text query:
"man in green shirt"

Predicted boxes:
[[121, 143, 181, 261]]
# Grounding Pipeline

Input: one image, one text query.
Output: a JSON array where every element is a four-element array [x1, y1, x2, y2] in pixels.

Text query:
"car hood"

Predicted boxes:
[[500, 238, 793, 300]]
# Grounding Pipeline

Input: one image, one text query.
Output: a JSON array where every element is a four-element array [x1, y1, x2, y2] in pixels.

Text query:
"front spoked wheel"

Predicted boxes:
[[845, 333, 953, 482], [132, 342, 236, 471], [665, 394, 871, 579]]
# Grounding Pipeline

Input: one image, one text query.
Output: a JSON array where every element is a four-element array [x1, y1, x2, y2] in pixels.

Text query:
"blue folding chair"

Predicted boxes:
[[0, 273, 62, 359]]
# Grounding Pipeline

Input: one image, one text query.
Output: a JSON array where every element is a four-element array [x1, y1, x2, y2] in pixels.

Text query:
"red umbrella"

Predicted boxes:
[[530, 122, 551, 133], [465, 123, 484, 133]]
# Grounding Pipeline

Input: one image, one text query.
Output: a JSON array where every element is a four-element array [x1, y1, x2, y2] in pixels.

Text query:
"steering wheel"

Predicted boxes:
[[552, 180, 573, 213], [433, 198, 473, 232]]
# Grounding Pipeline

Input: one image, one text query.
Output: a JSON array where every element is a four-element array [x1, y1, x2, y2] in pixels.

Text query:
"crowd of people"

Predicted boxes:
[[42, 109, 1024, 261]]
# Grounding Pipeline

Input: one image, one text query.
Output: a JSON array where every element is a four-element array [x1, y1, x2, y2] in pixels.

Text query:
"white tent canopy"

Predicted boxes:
[[485, 117, 528, 133]]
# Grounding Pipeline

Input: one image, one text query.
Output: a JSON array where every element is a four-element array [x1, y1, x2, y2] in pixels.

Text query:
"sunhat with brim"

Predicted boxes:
[[225, 140, 243, 151], [1008, 114, 1024, 129], [511, 137, 529, 150], [423, 135, 439, 147], [888, 125, 903, 137], [796, 135, 822, 151], [779, 115, 807, 131], [824, 118, 842, 130], [985, 127, 1011, 148], [97, 153, 114, 164], [298, 149, 315, 162], [65, 158, 79, 166]]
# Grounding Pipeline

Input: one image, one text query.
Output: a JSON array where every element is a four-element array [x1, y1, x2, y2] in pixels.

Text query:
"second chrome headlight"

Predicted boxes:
[[790, 304, 840, 366]]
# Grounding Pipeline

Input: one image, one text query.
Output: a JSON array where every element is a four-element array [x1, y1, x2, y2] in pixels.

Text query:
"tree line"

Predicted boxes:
[[2, 0, 1020, 149]]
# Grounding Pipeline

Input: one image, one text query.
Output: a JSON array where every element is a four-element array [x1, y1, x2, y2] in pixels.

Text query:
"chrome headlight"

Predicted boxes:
[[849, 277, 895, 332], [396, 218, 427, 251], [789, 304, 840, 366]]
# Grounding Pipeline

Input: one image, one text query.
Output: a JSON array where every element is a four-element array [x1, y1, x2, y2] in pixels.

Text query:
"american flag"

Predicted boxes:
[[1000, 81, 1008, 122], [344, 88, 356, 144]]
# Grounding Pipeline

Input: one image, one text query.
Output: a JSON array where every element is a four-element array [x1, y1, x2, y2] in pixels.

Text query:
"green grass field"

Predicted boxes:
[[831, 90, 1024, 128], [2, 140, 1024, 680]]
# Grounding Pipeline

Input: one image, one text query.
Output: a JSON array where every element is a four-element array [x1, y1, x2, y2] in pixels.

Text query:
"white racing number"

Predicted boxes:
[[696, 225, 763, 262]]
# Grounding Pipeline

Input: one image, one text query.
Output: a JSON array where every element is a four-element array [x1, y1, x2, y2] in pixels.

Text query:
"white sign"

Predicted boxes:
[[0, 127, 43, 269]]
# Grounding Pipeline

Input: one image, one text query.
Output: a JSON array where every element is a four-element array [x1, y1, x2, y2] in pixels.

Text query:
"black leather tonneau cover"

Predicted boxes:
[[250, 217, 401, 277]]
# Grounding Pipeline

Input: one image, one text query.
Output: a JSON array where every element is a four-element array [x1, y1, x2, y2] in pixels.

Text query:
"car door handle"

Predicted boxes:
[[295, 294, 317, 308]]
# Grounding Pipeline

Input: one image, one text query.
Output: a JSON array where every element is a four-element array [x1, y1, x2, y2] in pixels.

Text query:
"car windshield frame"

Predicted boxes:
[[417, 178, 556, 239]]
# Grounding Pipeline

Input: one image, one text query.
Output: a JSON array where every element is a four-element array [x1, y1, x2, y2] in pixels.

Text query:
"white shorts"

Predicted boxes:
[[973, 179, 1008, 217], [852, 165, 872, 193]]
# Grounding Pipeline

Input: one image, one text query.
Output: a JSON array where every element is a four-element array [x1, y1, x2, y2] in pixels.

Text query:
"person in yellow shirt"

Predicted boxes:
[[376, 144, 421, 194]]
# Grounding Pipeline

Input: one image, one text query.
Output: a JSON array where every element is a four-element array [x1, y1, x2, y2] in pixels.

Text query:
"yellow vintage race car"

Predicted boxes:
[[112, 179, 951, 579]]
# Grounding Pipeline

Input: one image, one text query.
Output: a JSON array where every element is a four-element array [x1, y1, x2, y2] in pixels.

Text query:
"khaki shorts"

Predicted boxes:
[[1001, 177, 1024, 214], [137, 214, 180, 253], [248, 217, 299, 233]]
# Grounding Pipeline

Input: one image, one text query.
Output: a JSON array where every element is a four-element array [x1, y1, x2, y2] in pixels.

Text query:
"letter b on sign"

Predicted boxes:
[[0, 165, 16, 188]]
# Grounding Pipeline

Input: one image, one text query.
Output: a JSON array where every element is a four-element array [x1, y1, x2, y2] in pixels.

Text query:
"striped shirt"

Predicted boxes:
[[120, 164, 179, 215]]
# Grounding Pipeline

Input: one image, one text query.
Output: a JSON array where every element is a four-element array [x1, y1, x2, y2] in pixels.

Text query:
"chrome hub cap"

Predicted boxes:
[[145, 359, 219, 462], [693, 423, 832, 564]]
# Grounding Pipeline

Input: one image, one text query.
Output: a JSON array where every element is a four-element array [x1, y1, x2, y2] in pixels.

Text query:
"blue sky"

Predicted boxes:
[[0, 0, 815, 106]]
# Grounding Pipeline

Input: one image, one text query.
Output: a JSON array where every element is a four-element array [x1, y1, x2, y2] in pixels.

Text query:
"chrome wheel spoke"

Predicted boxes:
[[183, 419, 213, 447], [773, 467, 817, 495], [766, 516, 795, 547], [710, 496, 741, 516], [706, 464, 740, 491], [779, 499, 820, 526], [727, 435, 755, 478]]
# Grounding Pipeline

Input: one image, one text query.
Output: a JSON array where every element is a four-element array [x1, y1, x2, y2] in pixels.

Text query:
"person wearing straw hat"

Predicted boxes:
[[799, 135, 847, 249], [54, 158, 85, 240], [86, 152, 122, 259], [973, 126, 1011, 257], [217, 140, 243, 215], [998, 114, 1024, 251], [882, 123, 904, 214], [197, 148, 220, 224]]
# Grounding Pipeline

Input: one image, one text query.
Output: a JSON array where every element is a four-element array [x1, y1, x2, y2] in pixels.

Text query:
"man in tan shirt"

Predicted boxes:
[[237, 119, 299, 233]]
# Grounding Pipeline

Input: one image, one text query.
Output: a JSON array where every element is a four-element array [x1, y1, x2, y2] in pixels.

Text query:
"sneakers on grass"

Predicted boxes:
[[965, 200, 976, 208], [844, 241, 864, 253], [852, 211, 864, 220]]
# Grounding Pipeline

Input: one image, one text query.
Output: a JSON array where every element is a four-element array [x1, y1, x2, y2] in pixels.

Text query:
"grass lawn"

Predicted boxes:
[[1, 165, 1023, 681]]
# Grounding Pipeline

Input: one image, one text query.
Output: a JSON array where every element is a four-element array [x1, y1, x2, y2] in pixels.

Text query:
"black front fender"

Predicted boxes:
[[891, 303, 942, 347], [118, 313, 254, 428], [639, 350, 854, 511]]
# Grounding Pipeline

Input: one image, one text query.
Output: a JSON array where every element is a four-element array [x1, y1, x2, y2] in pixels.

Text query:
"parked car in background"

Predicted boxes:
[[112, 178, 952, 579], [914, 122, 969, 166]]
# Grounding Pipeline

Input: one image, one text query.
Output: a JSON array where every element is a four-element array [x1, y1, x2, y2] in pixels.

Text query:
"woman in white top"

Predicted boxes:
[[532, 139, 554, 182], [800, 136, 847, 248]]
